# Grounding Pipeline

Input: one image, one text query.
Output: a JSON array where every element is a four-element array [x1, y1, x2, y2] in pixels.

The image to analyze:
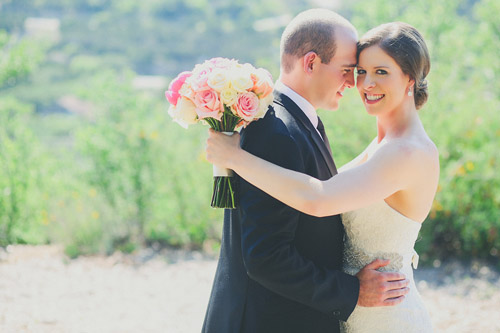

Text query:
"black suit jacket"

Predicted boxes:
[[202, 91, 359, 333]]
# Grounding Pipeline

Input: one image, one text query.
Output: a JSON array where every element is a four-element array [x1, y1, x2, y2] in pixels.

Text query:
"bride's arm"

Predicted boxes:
[[206, 130, 424, 217]]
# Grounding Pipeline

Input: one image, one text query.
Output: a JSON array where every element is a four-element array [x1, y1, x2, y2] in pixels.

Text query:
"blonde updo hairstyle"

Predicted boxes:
[[357, 22, 430, 109]]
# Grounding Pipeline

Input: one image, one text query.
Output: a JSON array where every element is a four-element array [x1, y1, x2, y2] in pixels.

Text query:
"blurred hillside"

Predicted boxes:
[[0, 0, 498, 263]]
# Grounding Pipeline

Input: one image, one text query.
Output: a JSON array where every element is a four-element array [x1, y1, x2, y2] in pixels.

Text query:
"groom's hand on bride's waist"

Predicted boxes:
[[355, 258, 410, 307]]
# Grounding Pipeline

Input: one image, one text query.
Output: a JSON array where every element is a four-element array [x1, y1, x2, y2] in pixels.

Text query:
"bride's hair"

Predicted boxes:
[[357, 22, 430, 110]]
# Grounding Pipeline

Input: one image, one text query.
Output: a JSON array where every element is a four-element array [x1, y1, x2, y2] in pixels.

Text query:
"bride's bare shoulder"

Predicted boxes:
[[385, 134, 439, 169]]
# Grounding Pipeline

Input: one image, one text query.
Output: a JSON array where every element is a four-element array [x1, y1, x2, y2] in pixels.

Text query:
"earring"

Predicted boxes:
[[408, 86, 414, 96]]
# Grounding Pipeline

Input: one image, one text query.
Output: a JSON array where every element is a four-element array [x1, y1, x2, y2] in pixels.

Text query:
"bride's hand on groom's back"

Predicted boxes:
[[355, 258, 410, 307]]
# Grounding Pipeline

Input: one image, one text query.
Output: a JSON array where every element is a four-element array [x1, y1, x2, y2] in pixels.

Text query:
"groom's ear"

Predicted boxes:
[[302, 51, 318, 74]]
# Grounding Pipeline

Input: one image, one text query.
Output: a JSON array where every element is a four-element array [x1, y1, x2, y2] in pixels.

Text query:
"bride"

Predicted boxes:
[[206, 22, 438, 332]]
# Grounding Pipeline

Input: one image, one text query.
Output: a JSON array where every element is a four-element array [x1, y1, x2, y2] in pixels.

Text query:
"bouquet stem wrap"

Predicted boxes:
[[205, 107, 241, 209]]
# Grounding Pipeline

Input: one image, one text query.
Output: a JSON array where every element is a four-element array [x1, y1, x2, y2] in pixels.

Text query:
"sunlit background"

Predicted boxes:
[[1, 0, 499, 272], [0, 0, 499, 331]]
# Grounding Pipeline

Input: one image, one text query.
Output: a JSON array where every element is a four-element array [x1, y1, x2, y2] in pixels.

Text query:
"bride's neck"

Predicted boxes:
[[376, 104, 419, 143]]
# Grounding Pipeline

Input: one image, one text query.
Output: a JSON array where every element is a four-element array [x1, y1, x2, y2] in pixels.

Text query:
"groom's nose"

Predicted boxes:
[[344, 71, 355, 88]]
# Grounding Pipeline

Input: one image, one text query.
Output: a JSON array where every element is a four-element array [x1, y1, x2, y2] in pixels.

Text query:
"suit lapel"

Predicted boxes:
[[273, 90, 338, 176]]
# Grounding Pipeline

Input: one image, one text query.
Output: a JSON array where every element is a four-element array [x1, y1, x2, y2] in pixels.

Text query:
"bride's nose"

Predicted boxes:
[[361, 74, 376, 90]]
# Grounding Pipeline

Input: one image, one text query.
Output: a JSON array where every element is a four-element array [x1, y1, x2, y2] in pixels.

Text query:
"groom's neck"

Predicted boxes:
[[279, 73, 317, 110]]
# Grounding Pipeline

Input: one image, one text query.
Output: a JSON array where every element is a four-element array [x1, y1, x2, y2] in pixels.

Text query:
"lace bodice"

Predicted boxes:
[[340, 200, 432, 333], [342, 200, 421, 275]]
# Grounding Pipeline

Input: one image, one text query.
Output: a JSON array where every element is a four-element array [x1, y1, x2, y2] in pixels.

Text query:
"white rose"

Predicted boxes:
[[220, 87, 239, 106], [207, 69, 229, 92], [256, 92, 273, 119], [230, 68, 253, 93], [168, 97, 198, 129]]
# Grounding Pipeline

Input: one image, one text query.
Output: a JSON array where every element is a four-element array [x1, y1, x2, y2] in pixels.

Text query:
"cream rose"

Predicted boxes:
[[230, 69, 253, 93], [207, 69, 230, 92], [220, 87, 239, 106], [167, 97, 198, 129], [256, 92, 273, 119]]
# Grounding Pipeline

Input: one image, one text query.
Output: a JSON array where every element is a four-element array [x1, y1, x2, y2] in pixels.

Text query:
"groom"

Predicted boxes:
[[203, 9, 409, 333]]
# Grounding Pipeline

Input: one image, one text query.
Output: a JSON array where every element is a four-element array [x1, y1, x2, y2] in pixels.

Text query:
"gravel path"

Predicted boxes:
[[0, 245, 499, 332]]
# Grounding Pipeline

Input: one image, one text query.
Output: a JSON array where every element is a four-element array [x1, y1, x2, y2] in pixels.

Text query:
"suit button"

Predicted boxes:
[[333, 310, 340, 316]]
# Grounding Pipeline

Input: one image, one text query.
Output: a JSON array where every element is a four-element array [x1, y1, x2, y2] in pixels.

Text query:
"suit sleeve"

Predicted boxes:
[[238, 124, 359, 321]]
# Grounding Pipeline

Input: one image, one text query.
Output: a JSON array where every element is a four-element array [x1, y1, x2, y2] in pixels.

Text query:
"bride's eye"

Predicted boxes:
[[376, 69, 388, 75]]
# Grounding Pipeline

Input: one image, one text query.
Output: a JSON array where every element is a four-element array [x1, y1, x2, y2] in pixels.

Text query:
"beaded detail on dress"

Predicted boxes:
[[340, 200, 432, 333]]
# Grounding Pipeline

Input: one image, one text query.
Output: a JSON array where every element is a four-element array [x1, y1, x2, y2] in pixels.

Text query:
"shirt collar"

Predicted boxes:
[[275, 80, 318, 129]]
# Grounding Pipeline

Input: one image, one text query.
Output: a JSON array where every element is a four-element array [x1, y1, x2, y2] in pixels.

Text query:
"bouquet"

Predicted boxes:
[[165, 57, 274, 208]]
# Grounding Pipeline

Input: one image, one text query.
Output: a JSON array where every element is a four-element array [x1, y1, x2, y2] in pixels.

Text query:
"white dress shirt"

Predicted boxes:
[[274, 80, 323, 140]]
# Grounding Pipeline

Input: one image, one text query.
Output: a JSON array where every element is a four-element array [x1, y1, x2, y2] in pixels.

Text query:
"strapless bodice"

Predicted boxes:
[[342, 200, 421, 275]]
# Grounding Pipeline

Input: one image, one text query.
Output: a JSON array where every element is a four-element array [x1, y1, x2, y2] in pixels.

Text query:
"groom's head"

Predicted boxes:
[[279, 9, 357, 111]]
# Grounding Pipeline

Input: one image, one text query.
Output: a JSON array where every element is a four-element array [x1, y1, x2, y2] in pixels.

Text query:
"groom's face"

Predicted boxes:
[[312, 28, 357, 111]]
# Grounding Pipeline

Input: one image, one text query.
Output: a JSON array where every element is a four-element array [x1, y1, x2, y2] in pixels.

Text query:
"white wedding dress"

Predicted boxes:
[[340, 200, 433, 333]]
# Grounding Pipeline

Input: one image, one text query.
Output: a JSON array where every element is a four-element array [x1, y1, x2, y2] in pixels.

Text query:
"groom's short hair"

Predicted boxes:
[[280, 9, 356, 73]]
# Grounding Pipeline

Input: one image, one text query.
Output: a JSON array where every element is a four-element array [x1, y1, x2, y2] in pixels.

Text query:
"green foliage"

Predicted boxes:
[[0, 30, 46, 88], [0, 97, 48, 245], [0, 33, 49, 246], [68, 70, 220, 255], [0, 0, 498, 262]]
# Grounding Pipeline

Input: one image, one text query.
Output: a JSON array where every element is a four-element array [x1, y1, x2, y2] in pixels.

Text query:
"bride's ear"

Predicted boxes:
[[407, 77, 415, 90], [302, 52, 318, 74]]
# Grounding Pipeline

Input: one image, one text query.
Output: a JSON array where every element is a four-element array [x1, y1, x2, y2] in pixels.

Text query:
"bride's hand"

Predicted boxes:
[[205, 129, 241, 169]]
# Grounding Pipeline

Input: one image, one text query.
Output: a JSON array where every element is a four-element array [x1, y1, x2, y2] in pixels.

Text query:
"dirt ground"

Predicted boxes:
[[0, 245, 499, 333]]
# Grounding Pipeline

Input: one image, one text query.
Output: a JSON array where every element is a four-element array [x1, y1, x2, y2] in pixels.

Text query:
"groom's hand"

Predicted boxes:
[[355, 258, 410, 307]]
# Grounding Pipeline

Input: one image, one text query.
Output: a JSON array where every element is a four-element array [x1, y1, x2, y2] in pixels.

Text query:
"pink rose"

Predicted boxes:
[[190, 65, 212, 92], [165, 71, 191, 106], [206, 57, 235, 70], [234, 92, 259, 121], [194, 89, 223, 120], [251, 68, 274, 98]]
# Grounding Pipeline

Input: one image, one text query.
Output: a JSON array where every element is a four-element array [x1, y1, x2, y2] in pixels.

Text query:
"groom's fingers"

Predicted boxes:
[[383, 272, 407, 282], [385, 278, 410, 291], [382, 296, 406, 307], [385, 287, 410, 300]]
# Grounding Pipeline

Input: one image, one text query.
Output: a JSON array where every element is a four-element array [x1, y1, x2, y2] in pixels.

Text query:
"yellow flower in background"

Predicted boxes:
[[91, 211, 100, 219], [496, 129, 500, 137], [465, 161, 475, 171], [432, 200, 443, 212], [150, 131, 159, 140], [199, 150, 207, 162], [41, 210, 49, 225], [89, 188, 97, 198], [465, 130, 474, 138], [72, 191, 80, 199], [437, 184, 442, 193], [456, 166, 466, 176]]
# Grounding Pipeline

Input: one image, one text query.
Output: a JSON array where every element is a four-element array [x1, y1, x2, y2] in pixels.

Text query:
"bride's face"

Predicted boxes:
[[356, 45, 413, 115]]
